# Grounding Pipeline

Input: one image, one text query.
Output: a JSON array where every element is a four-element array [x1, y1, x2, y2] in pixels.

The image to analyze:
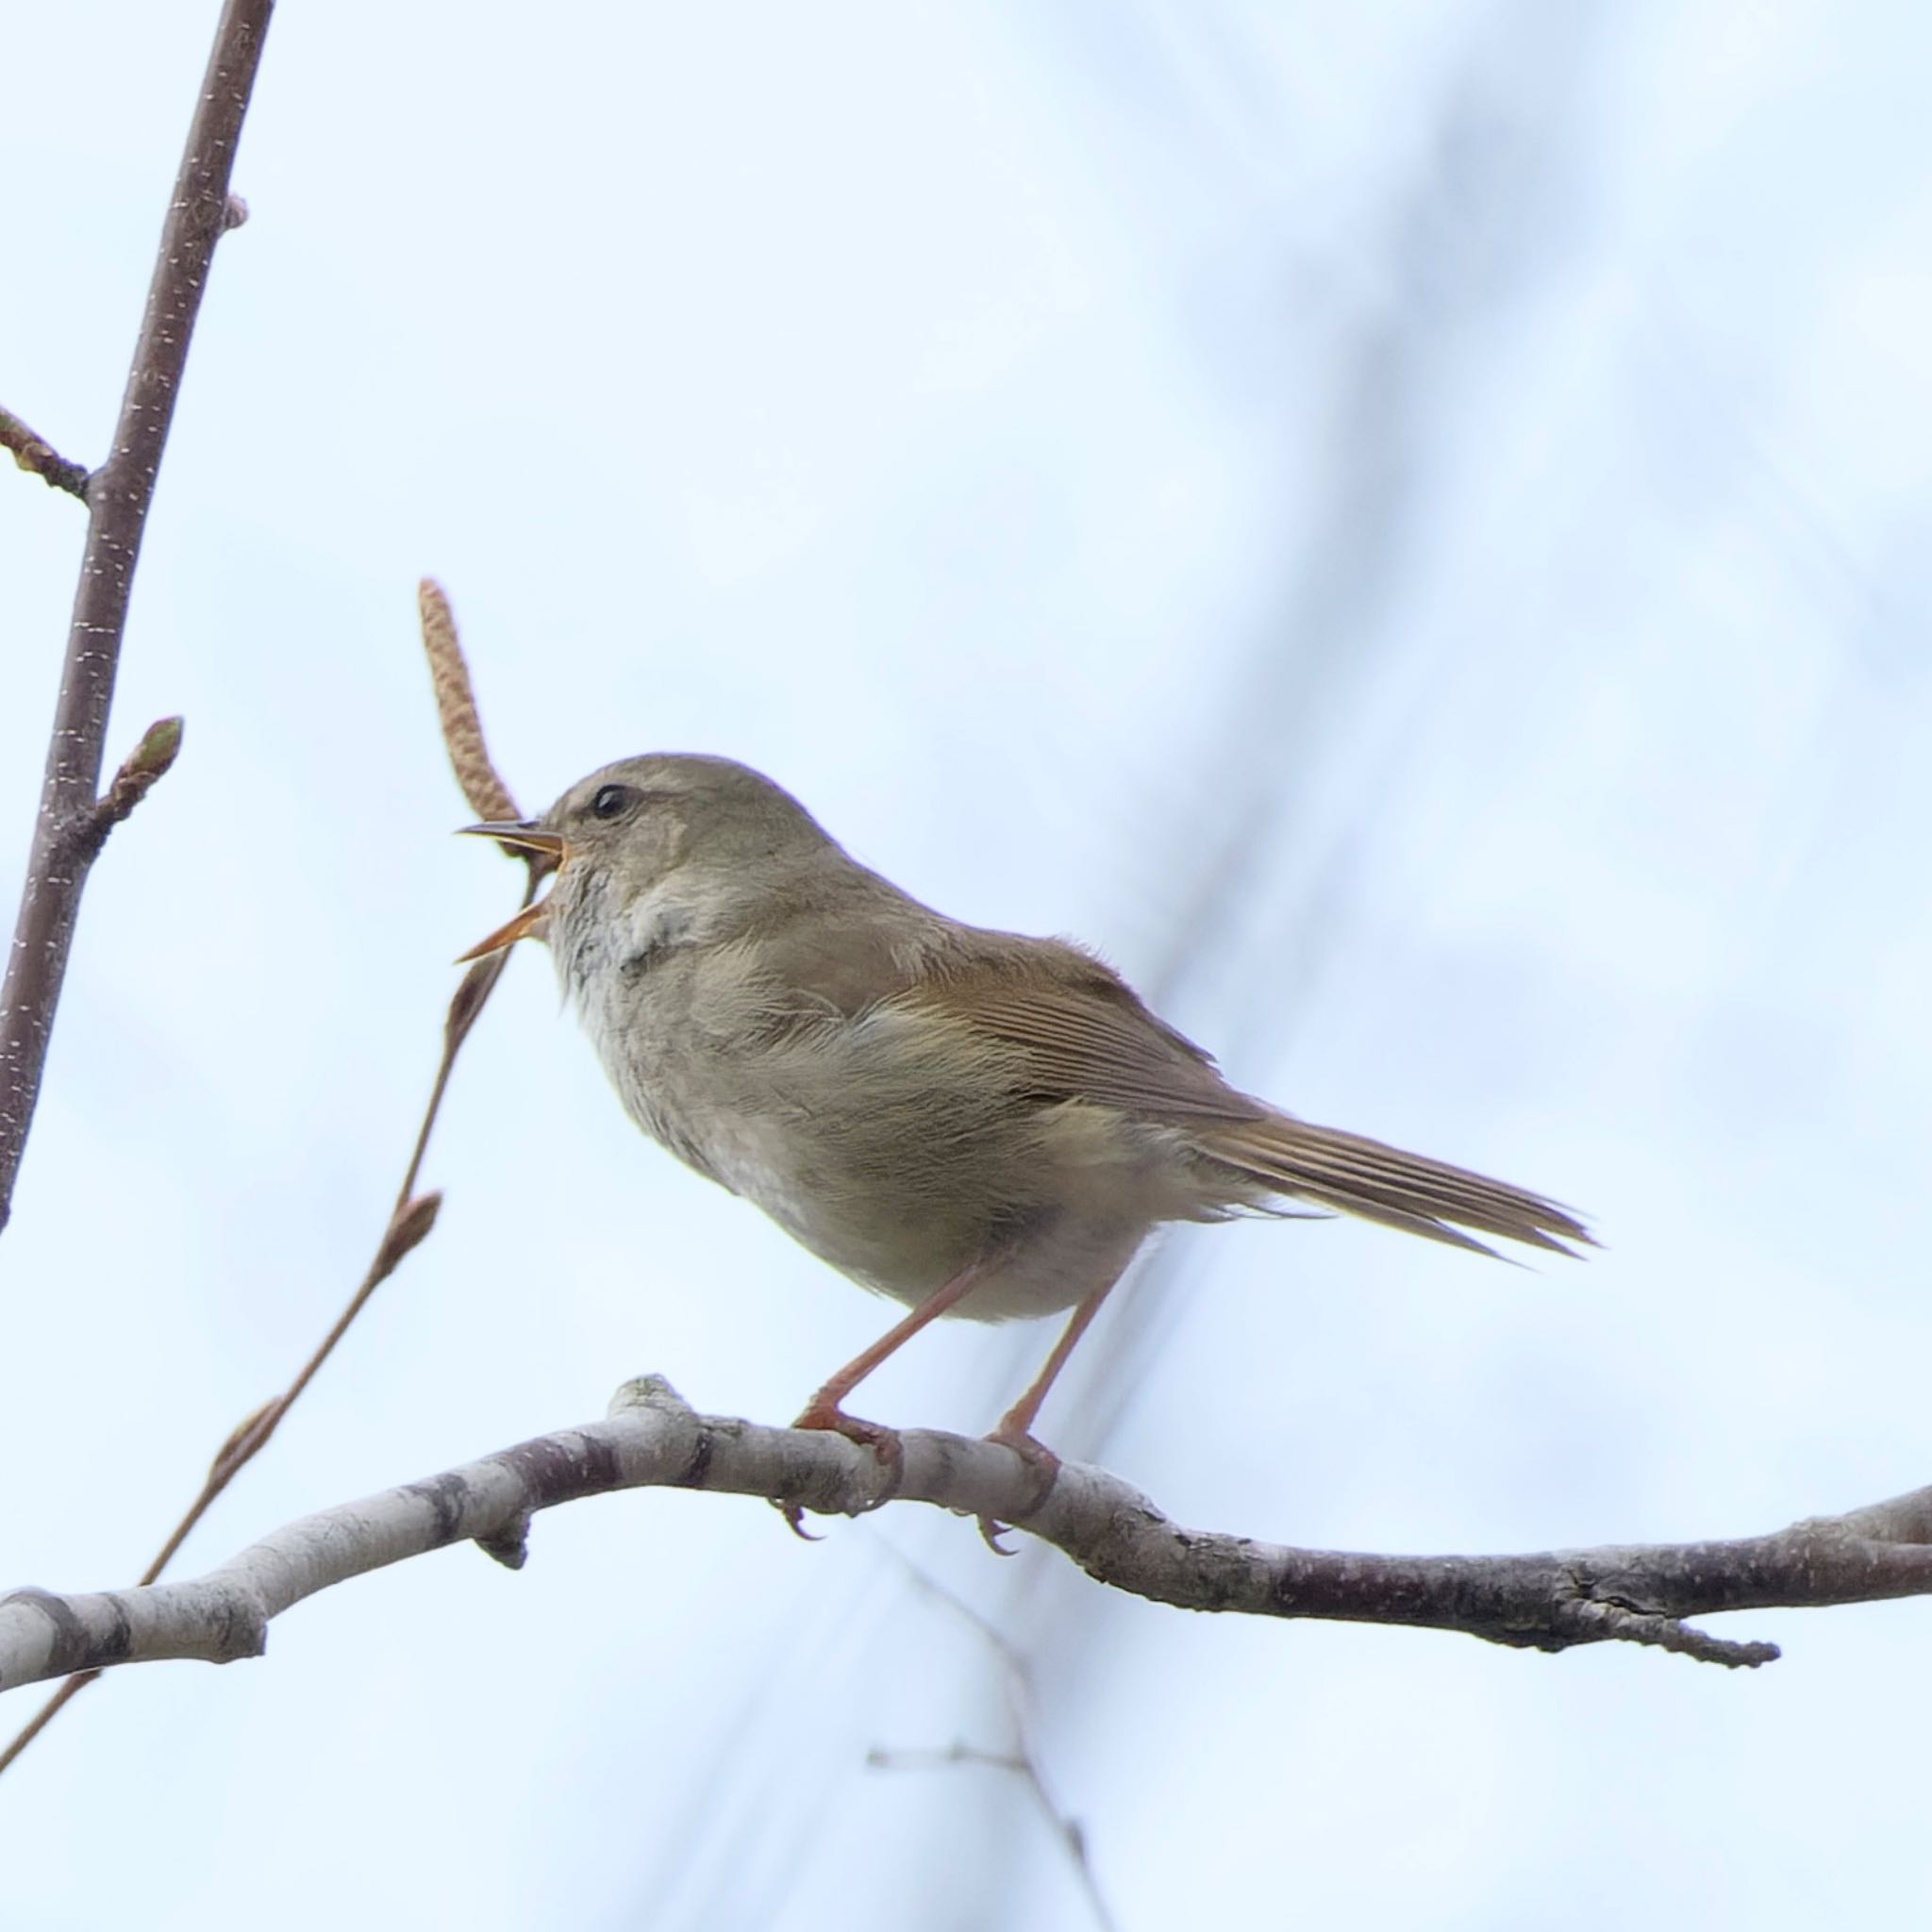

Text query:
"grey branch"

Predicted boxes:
[[6, 1377, 1932, 1690]]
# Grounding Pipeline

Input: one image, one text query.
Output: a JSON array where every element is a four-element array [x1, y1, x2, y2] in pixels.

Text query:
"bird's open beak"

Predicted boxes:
[[455, 899, 549, 962], [459, 820, 567, 868], [456, 821, 569, 962]]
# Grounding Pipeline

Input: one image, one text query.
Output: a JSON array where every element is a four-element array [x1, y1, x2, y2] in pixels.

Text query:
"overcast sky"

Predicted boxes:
[[4, 2, 1931, 1926]]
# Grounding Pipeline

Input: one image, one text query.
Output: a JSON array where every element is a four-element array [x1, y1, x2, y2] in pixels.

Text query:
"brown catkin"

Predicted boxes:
[[419, 577, 520, 823]]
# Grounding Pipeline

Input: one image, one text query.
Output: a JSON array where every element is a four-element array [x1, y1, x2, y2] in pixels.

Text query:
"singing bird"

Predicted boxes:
[[462, 755, 1587, 1457]]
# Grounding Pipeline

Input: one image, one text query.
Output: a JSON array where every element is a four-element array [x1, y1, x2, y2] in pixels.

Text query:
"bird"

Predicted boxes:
[[459, 753, 1587, 1461]]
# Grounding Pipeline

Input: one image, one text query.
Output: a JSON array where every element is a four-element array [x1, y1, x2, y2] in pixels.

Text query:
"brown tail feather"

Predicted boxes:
[[1198, 1115, 1591, 1259]]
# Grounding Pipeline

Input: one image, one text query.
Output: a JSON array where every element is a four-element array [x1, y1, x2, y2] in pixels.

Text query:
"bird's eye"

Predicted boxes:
[[591, 783, 634, 821]]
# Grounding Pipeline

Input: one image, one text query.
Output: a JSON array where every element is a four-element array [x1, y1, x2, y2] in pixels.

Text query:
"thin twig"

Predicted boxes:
[[0, 406, 90, 500], [0, 1217, 451, 1776], [873, 1543, 1117, 1931], [169, 1194, 446, 1555], [0, 1673, 98, 1776], [0, 0, 275, 1237], [0, 587, 529, 1775], [868, 1743, 1030, 1774]]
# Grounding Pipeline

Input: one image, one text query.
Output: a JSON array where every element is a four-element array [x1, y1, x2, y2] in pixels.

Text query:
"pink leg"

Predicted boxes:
[[990, 1263, 1129, 1449], [794, 1257, 997, 1439], [968, 1266, 1132, 1546]]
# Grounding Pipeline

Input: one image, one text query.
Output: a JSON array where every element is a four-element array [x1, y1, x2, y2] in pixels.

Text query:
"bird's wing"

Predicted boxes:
[[756, 913, 1591, 1257], [903, 937, 1269, 1124]]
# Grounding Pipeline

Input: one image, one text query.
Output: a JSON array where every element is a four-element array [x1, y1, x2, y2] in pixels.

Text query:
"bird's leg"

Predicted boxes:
[[780, 1259, 1006, 1537], [991, 1268, 1126, 1449], [792, 1256, 997, 1449], [978, 1265, 1130, 1541]]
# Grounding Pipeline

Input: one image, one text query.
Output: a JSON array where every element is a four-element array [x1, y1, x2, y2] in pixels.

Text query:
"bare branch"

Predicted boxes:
[[0, 0, 276, 1236], [8, 1375, 1932, 1696], [0, 960, 491, 1774], [873, 1547, 1116, 1931], [0, 1189, 448, 1774], [0, 1672, 99, 1778], [0, 579, 532, 1773], [0, 406, 90, 501]]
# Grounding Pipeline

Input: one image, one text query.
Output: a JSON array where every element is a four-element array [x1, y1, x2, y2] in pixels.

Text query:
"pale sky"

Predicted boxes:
[[3, 3, 1930, 1926]]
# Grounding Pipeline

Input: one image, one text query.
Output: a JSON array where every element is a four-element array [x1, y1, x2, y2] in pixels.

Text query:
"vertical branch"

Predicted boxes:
[[0, 0, 275, 1234]]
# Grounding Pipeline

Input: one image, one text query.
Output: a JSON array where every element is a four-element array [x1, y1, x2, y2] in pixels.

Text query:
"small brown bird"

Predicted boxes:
[[462, 755, 1587, 1457]]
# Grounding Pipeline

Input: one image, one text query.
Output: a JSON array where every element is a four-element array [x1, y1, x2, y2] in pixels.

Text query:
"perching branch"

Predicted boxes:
[[8, 1373, 1932, 1694], [0, 0, 275, 1236]]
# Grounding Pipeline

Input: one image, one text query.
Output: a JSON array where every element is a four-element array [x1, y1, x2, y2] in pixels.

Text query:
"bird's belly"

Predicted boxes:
[[692, 1110, 987, 1299], [593, 992, 1169, 1321], [695, 1110, 1152, 1321]]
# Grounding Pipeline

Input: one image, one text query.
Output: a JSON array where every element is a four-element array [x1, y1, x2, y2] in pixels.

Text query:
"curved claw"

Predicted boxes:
[[977, 1514, 1019, 1555], [772, 1497, 824, 1541]]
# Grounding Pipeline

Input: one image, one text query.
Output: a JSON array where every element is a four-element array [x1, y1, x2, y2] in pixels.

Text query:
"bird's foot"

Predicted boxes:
[[775, 1398, 907, 1533], [791, 1397, 905, 1462], [976, 1419, 1062, 1551]]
